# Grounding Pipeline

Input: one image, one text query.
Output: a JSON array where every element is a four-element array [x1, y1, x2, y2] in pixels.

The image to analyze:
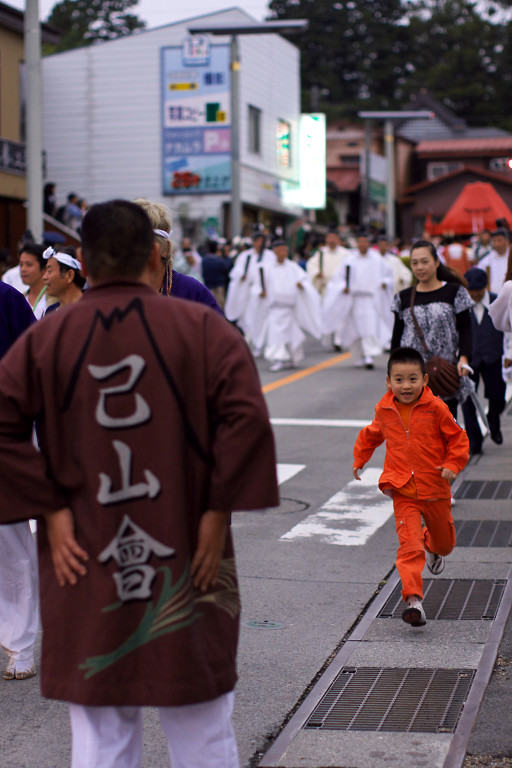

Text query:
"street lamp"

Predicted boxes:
[[188, 20, 308, 238], [358, 110, 433, 238]]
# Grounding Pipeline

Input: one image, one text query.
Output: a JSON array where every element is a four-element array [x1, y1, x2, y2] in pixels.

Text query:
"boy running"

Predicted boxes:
[[353, 347, 469, 626]]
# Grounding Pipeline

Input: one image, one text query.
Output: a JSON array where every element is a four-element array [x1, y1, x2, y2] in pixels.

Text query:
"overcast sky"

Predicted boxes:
[[7, 0, 272, 26]]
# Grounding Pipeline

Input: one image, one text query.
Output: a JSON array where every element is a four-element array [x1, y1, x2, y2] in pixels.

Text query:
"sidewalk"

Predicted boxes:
[[258, 398, 512, 768]]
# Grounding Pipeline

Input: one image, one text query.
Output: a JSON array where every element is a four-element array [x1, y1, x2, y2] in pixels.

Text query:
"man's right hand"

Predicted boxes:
[[44, 508, 89, 587]]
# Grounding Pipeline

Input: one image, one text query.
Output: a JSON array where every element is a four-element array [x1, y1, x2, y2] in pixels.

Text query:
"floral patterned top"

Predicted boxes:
[[391, 283, 473, 364]]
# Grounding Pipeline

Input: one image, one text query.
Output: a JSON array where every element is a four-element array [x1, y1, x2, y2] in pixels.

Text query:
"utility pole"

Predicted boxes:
[[24, 0, 43, 241], [358, 110, 433, 239]]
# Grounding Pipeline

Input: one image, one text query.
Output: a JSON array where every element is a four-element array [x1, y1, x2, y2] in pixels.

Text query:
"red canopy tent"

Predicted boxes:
[[432, 181, 512, 235]]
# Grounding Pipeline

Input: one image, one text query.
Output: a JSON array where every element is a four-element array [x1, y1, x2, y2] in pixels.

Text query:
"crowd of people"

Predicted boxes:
[[2, 213, 512, 436], [1, 195, 512, 763]]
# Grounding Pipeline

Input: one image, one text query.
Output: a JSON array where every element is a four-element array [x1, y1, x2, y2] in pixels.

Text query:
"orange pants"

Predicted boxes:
[[393, 494, 456, 602]]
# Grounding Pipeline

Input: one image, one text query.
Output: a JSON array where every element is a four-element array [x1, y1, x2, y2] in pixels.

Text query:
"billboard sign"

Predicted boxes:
[[161, 41, 231, 195], [299, 114, 326, 209]]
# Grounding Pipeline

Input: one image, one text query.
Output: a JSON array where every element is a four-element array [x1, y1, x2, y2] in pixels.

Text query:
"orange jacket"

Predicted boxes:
[[354, 386, 469, 499]]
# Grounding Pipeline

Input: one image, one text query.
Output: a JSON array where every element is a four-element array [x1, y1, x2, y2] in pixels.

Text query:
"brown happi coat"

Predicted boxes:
[[0, 281, 279, 706]]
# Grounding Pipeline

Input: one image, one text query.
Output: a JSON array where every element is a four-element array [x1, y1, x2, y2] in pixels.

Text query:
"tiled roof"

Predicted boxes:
[[327, 168, 361, 192], [417, 137, 512, 156], [401, 164, 512, 198]]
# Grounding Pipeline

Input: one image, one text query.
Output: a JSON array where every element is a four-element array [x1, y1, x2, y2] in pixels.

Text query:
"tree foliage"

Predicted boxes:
[[267, 0, 512, 127], [45, 0, 145, 53]]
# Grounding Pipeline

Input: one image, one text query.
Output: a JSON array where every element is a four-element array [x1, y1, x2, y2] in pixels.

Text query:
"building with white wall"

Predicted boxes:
[[42, 6, 303, 239]]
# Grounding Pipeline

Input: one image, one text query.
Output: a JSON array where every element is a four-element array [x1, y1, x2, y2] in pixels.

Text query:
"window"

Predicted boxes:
[[426, 161, 462, 180], [339, 155, 360, 166], [277, 119, 291, 167], [248, 105, 261, 154]]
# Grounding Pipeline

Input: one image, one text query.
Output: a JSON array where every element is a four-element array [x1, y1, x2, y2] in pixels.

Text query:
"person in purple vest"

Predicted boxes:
[[461, 267, 507, 454], [133, 198, 222, 314], [0, 282, 38, 681]]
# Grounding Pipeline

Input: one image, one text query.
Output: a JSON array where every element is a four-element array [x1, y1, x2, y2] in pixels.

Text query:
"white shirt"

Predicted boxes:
[[1, 265, 24, 293], [489, 280, 512, 333], [472, 290, 490, 324], [479, 250, 508, 293]]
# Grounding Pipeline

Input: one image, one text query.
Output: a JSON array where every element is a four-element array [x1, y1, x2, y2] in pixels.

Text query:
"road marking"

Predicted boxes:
[[279, 467, 393, 546], [271, 418, 369, 428], [262, 352, 350, 394], [277, 464, 306, 485]]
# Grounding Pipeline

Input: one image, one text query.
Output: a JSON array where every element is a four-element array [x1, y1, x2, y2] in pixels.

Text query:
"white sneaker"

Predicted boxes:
[[402, 596, 427, 627], [426, 552, 445, 575], [269, 361, 286, 372]]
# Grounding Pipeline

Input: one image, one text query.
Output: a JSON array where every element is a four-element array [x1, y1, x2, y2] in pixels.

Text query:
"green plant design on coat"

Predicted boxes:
[[78, 559, 239, 679]]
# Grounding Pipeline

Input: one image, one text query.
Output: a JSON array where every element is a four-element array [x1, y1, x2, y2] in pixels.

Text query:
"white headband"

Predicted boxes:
[[43, 246, 82, 271], [154, 228, 172, 239]]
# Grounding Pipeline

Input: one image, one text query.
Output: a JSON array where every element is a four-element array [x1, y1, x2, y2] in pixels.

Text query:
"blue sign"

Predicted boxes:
[[161, 43, 231, 195]]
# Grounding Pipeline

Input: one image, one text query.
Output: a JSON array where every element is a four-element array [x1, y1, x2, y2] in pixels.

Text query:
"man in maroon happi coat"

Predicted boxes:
[[0, 200, 279, 768]]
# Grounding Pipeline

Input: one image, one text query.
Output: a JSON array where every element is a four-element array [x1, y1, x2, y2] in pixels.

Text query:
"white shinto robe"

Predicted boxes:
[[250, 259, 321, 365], [224, 247, 275, 333], [306, 245, 351, 296], [322, 250, 394, 357]]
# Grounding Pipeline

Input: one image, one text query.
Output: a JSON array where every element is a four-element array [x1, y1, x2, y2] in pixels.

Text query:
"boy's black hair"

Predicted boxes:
[[387, 347, 426, 376]]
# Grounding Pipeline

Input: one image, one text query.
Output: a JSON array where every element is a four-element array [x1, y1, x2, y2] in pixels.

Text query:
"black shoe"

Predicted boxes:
[[470, 444, 483, 456], [490, 429, 503, 445]]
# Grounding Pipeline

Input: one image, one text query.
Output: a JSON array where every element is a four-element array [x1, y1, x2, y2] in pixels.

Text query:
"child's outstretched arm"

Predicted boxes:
[[353, 418, 384, 481], [44, 507, 89, 587], [353, 466, 363, 480]]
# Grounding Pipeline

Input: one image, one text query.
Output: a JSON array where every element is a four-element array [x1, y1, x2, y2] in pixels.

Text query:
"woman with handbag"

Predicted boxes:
[[390, 240, 473, 416]]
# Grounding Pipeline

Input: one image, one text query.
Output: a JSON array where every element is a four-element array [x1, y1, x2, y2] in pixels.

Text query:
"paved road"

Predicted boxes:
[[2, 338, 512, 768]]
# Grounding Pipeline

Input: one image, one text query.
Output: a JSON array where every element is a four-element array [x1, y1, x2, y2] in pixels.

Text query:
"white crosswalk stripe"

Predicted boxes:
[[271, 418, 369, 428], [277, 464, 305, 485], [279, 468, 393, 546]]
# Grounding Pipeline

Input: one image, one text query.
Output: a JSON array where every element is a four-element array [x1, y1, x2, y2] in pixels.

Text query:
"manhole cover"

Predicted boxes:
[[244, 620, 285, 630], [304, 667, 474, 733], [276, 497, 310, 515], [379, 579, 505, 620]]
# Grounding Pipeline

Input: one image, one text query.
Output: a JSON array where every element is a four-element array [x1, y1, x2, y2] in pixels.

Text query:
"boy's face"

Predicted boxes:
[[387, 361, 428, 404], [469, 287, 486, 303]]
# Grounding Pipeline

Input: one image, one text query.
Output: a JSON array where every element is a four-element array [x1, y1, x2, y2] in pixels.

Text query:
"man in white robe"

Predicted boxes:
[[322, 233, 394, 368], [376, 235, 412, 293], [251, 240, 321, 371], [306, 228, 351, 297], [224, 230, 274, 340], [307, 227, 351, 350], [479, 228, 510, 293], [376, 235, 412, 349]]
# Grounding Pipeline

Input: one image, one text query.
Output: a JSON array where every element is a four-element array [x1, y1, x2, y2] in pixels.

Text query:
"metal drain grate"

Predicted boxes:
[[454, 520, 512, 547], [379, 579, 505, 620], [304, 667, 474, 733], [455, 480, 512, 500]]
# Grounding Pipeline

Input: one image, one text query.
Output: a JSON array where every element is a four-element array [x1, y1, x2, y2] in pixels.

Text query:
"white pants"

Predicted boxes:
[[69, 692, 240, 768], [0, 521, 38, 666]]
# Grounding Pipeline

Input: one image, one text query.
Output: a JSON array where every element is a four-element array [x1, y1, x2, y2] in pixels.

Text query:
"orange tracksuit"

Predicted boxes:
[[354, 386, 469, 600]]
